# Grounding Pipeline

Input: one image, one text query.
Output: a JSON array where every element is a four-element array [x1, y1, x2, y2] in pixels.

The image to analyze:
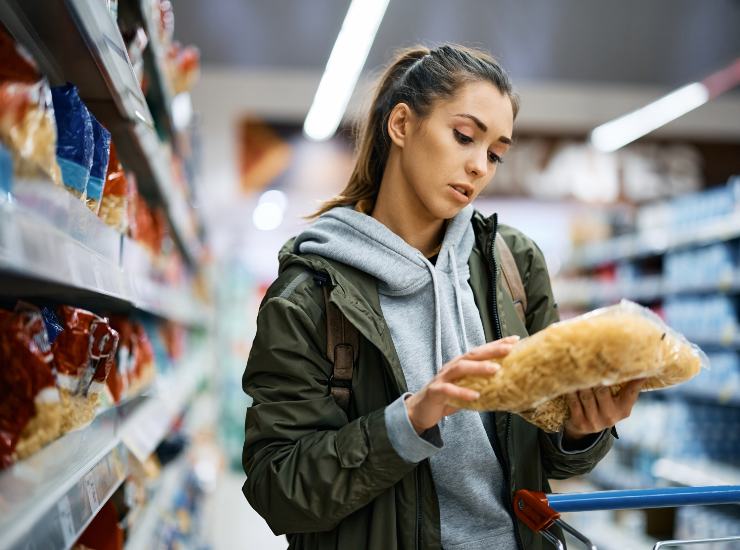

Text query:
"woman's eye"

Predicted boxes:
[[453, 129, 473, 144], [488, 151, 503, 165]]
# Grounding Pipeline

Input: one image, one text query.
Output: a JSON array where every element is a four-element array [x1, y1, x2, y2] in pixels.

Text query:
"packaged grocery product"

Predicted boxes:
[[168, 42, 200, 94], [132, 322, 156, 393], [0, 304, 61, 467], [0, 82, 62, 185], [53, 306, 119, 431], [107, 316, 134, 403], [85, 114, 111, 214], [0, 142, 11, 194], [452, 300, 707, 432], [98, 143, 129, 232], [74, 500, 124, 550], [50, 83, 94, 199]]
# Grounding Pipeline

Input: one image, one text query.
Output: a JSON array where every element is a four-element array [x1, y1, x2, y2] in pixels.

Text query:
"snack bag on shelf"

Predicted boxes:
[[50, 83, 94, 199], [85, 114, 111, 214], [52, 306, 119, 431], [99, 143, 129, 233], [0, 304, 61, 467], [132, 322, 156, 392], [168, 42, 200, 94], [452, 299, 708, 432], [0, 142, 11, 194], [0, 82, 63, 185]]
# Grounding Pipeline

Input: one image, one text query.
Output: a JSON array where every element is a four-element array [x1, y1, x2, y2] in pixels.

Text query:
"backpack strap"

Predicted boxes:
[[320, 284, 359, 414], [495, 233, 527, 325]]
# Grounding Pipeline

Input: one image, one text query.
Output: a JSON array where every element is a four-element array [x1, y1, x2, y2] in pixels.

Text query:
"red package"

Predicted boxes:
[[0, 306, 56, 468], [160, 321, 185, 361], [75, 500, 124, 550], [133, 323, 155, 390], [53, 307, 118, 397], [107, 317, 135, 403]]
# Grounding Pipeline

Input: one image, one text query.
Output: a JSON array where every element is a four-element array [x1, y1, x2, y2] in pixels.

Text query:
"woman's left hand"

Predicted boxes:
[[563, 379, 645, 442]]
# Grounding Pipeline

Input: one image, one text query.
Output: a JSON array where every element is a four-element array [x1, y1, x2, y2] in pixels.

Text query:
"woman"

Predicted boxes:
[[242, 44, 642, 550]]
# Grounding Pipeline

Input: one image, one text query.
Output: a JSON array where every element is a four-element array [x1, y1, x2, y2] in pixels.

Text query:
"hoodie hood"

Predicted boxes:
[[294, 204, 483, 376]]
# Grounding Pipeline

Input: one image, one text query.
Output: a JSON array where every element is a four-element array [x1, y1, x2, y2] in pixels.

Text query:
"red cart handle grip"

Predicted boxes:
[[513, 490, 560, 533]]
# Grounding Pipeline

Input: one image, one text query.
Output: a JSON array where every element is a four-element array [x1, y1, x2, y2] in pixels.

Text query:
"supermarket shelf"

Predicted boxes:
[[661, 384, 740, 407], [0, 350, 206, 550], [0, 407, 128, 550], [653, 458, 740, 487], [0, 0, 151, 126], [554, 272, 740, 308], [566, 213, 740, 271], [0, 0, 202, 267], [0, 182, 211, 328], [118, 0, 180, 149], [125, 456, 189, 550], [121, 353, 204, 462]]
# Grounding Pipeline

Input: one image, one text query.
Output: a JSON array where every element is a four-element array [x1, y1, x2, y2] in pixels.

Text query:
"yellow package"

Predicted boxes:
[[452, 300, 706, 431]]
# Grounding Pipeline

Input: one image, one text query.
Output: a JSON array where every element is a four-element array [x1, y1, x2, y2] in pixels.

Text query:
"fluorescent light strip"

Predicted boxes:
[[590, 82, 709, 152], [303, 0, 390, 141]]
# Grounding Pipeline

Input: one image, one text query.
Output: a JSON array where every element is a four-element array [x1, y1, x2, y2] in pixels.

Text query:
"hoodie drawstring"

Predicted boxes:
[[424, 259, 444, 375], [449, 247, 470, 352]]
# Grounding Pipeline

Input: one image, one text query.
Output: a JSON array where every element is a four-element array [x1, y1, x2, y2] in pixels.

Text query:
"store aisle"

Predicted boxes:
[[204, 469, 288, 550]]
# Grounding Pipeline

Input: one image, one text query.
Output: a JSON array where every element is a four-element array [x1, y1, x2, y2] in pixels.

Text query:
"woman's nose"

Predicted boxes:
[[465, 150, 489, 178]]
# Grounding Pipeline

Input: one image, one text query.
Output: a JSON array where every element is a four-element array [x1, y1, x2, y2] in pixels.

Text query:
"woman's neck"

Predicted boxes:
[[371, 167, 447, 258]]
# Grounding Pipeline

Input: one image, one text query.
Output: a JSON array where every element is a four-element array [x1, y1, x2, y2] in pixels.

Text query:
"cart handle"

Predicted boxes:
[[545, 485, 740, 512], [514, 486, 740, 550]]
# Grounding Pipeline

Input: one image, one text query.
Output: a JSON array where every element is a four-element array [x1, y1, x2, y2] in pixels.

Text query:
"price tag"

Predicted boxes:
[[84, 473, 100, 511], [57, 495, 75, 546]]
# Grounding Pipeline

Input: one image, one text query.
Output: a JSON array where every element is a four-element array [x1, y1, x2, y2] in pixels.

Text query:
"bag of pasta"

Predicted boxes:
[[452, 300, 707, 432]]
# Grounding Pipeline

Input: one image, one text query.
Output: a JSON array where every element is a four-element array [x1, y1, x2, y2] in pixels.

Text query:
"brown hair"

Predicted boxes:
[[307, 44, 519, 219]]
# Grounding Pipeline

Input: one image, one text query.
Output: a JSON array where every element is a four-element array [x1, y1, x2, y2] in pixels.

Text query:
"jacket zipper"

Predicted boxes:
[[415, 467, 422, 550], [488, 215, 525, 550]]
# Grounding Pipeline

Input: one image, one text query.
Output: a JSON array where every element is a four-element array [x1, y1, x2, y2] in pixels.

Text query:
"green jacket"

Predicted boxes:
[[242, 211, 613, 550]]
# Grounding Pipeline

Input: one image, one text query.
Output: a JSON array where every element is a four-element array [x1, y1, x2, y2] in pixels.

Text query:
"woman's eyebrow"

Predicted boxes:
[[454, 113, 512, 144]]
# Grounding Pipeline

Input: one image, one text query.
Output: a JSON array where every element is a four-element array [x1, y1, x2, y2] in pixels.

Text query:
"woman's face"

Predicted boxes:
[[397, 80, 514, 220]]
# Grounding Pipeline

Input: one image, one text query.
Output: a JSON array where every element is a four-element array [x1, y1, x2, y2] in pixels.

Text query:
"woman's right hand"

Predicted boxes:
[[404, 335, 520, 434]]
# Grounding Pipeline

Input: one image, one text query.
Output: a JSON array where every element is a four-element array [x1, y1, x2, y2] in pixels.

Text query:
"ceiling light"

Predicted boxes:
[[590, 57, 740, 152], [590, 83, 709, 152], [253, 202, 284, 231], [303, 0, 390, 141], [259, 189, 287, 210]]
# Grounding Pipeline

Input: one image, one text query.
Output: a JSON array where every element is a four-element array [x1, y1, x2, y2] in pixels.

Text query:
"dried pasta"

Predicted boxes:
[[451, 300, 706, 432]]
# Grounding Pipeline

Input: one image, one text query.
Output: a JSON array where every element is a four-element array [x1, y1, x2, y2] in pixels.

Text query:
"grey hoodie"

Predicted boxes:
[[295, 205, 518, 550]]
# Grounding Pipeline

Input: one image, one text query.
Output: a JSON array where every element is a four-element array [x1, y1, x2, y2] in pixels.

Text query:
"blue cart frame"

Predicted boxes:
[[513, 485, 740, 549]]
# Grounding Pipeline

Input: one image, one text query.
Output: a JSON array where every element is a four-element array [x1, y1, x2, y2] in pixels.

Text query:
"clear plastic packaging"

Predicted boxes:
[[0, 303, 60, 467], [454, 299, 708, 432], [85, 113, 111, 214], [98, 143, 128, 232], [50, 83, 93, 199]]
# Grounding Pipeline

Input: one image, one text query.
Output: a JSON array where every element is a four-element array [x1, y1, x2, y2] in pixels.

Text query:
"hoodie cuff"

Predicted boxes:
[[550, 428, 608, 454], [384, 393, 443, 464]]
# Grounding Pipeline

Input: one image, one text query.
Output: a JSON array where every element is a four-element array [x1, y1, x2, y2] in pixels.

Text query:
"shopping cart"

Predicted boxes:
[[514, 485, 740, 549]]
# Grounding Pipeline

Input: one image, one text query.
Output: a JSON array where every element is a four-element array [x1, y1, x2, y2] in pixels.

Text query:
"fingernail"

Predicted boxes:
[[471, 391, 481, 400]]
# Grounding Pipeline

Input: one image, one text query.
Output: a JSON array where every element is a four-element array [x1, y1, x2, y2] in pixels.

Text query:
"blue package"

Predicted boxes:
[[0, 142, 12, 195], [40, 306, 64, 344], [87, 114, 111, 206], [50, 83, 94, 196]]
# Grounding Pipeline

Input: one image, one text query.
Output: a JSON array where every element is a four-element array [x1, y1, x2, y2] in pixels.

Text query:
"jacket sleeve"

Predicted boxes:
[[242, 295, 415, 535], [521, 239, 616, 478]]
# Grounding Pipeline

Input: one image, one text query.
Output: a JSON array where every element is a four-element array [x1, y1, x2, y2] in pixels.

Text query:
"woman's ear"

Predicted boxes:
[[387, 103, 413, 148]]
